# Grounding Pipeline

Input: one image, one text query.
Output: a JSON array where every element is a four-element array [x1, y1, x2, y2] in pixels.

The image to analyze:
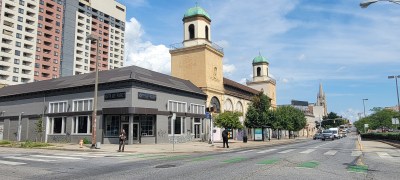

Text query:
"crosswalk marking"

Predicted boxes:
[[300, 149, 316, 154], [5, 156, 55, 162], [237, 150, 254, 154], [278, 149, 296, 154], [257, 149, 277, 154], [30, 155, 83, 160], [351, 151, 362, 156], [324, 150, 337, 156], [54, 154, 101, 158], [0, 160, 26, 166], [377, 152, 391, 158]]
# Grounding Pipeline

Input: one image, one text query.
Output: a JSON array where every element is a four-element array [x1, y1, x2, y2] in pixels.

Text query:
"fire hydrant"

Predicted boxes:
[[79, 139, 83, 148]]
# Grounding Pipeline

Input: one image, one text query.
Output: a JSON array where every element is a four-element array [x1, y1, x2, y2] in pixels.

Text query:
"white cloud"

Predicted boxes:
[[124, 18, 171, 74], [223, 64, 236, 74], [298, 54, 306, 61], [339, 108, 362, 123]]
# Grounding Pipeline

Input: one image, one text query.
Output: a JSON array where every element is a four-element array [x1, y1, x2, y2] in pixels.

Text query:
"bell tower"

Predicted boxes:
[[246, 53, 277, 108], [170, 5, 225, 106]]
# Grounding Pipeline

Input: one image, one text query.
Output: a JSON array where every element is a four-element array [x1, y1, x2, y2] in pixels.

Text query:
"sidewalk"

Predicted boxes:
[[42, 138, 311, 154], [360, 139, 399, 153]]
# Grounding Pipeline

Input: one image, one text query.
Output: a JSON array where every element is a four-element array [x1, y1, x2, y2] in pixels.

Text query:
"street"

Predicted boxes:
[[0, 134, 399, 180]]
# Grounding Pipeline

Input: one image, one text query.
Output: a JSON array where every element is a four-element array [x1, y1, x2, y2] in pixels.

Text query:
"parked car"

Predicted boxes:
[[321, 130, 335, 141], [313, 133, 322, 140]]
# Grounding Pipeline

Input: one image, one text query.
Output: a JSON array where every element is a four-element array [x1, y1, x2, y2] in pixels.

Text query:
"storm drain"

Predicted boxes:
[[155, 164, 176, 168]]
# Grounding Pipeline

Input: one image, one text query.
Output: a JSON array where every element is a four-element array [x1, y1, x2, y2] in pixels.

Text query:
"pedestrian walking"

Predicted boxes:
[[222, 128, 229, 148], [118, 129, 126, 152]]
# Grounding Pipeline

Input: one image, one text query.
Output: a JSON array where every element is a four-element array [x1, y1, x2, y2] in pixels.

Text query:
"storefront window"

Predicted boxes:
[[72, 116, 92, 134], [50, 117, 65, 134], [105, 115, 120, 137], [141, 116, 154, 136], [174, 117, 182, 134]]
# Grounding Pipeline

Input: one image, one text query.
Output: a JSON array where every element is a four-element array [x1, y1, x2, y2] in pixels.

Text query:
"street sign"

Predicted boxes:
[[392, 118, 399, 125], [364, 124, 369, 128]]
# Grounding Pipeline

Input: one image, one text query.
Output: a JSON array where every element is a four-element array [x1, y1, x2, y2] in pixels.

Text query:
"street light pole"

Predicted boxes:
[[18, 112, 24, 141], [360, 0, 400, 8], [362, 99, 368, 117], [87, 34, 100, 149], [388, 75, 400, 112]]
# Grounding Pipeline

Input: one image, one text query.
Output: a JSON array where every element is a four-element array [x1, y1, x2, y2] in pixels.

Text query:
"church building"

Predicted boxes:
[[170, 5, 277, 141]]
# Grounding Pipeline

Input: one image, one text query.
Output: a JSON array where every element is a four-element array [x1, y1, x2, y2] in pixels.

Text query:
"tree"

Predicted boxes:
[[273, 106, 306, 138], [214, 111, 243, 129], [321, 111, 348, 129], [353, 109, 400, 133], [244, 92, 271, 128], [35, 116, 44, 142]]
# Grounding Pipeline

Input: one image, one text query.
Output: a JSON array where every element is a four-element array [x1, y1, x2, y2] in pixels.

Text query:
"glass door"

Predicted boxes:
[[194, 124, 200, 138], [133, 123, 139, 143]]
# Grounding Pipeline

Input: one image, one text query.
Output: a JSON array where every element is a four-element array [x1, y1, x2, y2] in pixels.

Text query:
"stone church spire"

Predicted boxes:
[[316, 83, 327, 116]]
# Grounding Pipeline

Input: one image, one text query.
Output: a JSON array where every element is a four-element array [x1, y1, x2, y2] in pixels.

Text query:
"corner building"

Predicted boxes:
[[170, 6, 277, 141]]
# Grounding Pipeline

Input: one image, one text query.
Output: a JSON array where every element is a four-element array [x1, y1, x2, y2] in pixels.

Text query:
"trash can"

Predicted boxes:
[[243, 136, 247, 143], [95, 142, 101, 149]]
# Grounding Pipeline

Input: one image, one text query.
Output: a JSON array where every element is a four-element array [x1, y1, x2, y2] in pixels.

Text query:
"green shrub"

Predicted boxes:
[[20, 141, 51, 148], [361, 133, 400, 141], [0, 140, 11, 145], [82, 137, 91, 144]]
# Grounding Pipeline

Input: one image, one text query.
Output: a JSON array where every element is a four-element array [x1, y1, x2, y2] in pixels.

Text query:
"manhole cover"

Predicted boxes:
[[155, 164, 176, 168]]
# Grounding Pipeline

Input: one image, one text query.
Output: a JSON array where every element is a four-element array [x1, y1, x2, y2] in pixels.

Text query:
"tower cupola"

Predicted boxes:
[[182, 5, 212, 47]]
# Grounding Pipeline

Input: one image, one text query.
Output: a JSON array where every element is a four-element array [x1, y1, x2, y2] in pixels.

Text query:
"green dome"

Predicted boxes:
[[253, 54, 268, 64], [184, 6, 211, 20]]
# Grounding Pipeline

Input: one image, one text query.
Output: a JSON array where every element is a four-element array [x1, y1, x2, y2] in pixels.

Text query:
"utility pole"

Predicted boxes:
[[87, 34, 100, 149]]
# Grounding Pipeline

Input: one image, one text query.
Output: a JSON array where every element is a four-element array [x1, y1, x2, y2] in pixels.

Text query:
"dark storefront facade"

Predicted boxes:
[[0, 66, 207, 144]]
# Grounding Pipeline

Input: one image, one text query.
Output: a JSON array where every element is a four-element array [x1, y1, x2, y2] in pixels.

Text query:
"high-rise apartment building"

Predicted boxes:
[[0, 0, 40, 85], [0, 0, 126, 86], [61, 0, 126, 76]]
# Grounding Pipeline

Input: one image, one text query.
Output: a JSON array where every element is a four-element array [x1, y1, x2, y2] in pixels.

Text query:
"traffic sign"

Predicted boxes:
[[392, 118, 399, 125]]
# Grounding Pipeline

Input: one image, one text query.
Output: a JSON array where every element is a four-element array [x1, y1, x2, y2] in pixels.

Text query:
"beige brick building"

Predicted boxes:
[[170, 5, 277, 141]]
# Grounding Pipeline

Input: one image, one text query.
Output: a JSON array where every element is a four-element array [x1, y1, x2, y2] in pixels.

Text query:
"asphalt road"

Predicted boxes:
[[0, 134, 399, 180]]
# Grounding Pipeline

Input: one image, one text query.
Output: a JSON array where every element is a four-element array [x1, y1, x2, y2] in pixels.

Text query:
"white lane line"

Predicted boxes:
[[257, 149, 277, 154], [5, 156, 55, 162], [300, 149, 316, 154], [30, 155, 83, 160], [0, 160, 27, 166], [278, 149, 296, 154], [377, 152, 392, 158], [324, 150, 337, 156], [351, 151, 362, 156], [237, 150, 254, 154], [54, 154, 99, 158]]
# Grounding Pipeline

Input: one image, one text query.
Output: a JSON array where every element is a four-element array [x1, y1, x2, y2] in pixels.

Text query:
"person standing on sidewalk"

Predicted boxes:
[[222, 129, 229, 148], [118, 129, 126, 152]]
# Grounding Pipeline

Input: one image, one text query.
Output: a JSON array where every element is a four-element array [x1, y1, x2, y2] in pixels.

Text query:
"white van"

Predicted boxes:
[[329, 128, 340, 139]]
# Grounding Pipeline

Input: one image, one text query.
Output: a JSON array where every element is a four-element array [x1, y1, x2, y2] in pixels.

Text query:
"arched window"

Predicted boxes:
[[210, 96, 221, 113], [257, 67, 261, 76], [205, 26, 209, 40], [189, 24, 195, 39], [224, 99, 233, 112]]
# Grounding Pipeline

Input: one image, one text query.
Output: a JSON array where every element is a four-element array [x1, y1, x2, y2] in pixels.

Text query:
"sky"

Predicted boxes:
[[119, 0, 400, 122]]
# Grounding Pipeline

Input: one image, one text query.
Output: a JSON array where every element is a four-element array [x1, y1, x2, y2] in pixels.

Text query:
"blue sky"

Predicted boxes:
[[119, 0, 400, 122]]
